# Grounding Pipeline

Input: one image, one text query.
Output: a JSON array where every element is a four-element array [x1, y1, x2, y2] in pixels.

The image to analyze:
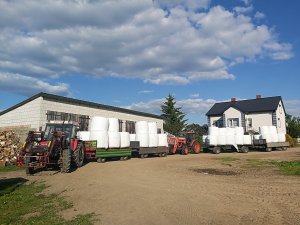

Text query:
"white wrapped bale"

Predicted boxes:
[[243, 135, 252, 145], [235, 135, 244, 145], [226, 128, 235, 135], [135, 133, 149, 147], [90, 131, 108, 149], [108, 118, 119, 132], [219, 128, 227, 135], [135, 121, 149, 134], [259, 126, 270, 135], [261, 134, 272, 143], [148, 122, 158, 134], [149, 133, 158, 147], [226, 135, 235, 145], [253, 135, 261, 140], [77, 131, 90, 141], [89, 116, 109, 131], [108, 132, 121, 148], [278, 133, 286, 142], [208, 135, 218, 146], [158, 133, 168, 147], [218, 135, 226, 145], [271, 134, 279, 142], [129, 134, 136, 142], [208, 127, 219, 136], [269, 126, 277, 135], [235, 127, 244, 135], [120, 132, 130, 148]]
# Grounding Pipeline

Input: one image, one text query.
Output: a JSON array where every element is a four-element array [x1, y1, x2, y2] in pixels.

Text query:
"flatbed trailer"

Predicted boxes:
[[130, 141, 168, 158], [203, 140, 290, 154]]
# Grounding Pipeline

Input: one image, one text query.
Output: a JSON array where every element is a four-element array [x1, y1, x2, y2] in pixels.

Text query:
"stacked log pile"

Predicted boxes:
[[0, 130, 22, 166]]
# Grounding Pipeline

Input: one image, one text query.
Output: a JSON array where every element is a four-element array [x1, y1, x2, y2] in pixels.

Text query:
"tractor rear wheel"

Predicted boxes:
[[181, 145, 189, 155], [192, 141, 201, 154], [73, 142, 84, 168], [60, 148, 71, 173]]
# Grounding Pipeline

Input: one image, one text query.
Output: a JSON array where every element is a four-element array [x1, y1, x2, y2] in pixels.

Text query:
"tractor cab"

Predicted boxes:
[[44, 122, 79, 142]]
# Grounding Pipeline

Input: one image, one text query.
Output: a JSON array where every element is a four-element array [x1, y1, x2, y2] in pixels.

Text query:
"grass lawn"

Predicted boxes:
[[0, 179, 95, 225], [272, 161, 300, 176], [0, 165, 24, 173]]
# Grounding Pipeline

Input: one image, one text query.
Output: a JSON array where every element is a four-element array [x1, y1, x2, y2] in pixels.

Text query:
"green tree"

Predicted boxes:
[[161, 95, 187, 135], [286, 114, 300, 138]]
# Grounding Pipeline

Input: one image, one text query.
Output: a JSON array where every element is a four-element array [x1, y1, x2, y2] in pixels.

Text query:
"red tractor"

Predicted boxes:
[[168, 131, 201, 155], [17, 122, 85, 175]]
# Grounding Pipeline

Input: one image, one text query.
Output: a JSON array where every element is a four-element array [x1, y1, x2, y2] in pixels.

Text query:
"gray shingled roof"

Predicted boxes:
[[206, 96, 284, 116], [0, 92, 162, 119]]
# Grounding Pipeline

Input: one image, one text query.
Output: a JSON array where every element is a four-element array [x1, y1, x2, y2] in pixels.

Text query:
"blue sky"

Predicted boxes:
[[0, 0, 299, 124]]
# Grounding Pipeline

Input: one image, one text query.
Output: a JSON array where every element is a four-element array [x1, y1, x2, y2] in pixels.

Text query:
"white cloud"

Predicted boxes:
[[285, 100, 300, 116], [233, 5, 253, 14], [254, 11, 266, 20], [0, 0, 293, 94], [0, 73, 70, 96], [190, 93, 200, 98], [138, 90, 153, 94]]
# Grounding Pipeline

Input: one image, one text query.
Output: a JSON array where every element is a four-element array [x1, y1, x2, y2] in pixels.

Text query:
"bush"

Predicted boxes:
[[286, 134, 297, 147]]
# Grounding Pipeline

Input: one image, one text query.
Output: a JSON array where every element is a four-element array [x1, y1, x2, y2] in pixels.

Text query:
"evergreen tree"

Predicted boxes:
[[161, 95, 187, 135]]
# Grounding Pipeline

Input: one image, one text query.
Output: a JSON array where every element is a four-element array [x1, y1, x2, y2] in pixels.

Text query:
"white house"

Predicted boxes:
[[206, 95, 286, 134]]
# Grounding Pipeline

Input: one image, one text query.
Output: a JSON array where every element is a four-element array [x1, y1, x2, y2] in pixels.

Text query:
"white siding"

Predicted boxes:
[[41, 99, 163, 131], [275, 100, 286, 134], [224, 107, 242, 127], [245, 112, 273, 132], [0, 97, 43, 130]]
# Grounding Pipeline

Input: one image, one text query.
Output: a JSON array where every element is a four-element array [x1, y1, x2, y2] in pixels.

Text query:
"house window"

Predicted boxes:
[[125, 121, 135, 134], [213, 119, 223, 128], [247, 118, 252, 129], [228, 118, 239, 127], [279, 104, 282, 114], [278, 118, 281, 128], [118, 120, 123, 132]]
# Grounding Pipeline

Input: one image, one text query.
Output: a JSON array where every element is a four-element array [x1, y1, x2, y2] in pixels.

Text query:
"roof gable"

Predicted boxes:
[[206, 96, 283, 116]]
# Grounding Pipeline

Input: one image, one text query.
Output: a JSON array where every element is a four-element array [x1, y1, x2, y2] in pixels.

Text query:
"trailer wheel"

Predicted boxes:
[[140, 154, 148, 159], [72, 142, 84, 168], [212, 147, 221, 154], [97, 157, 106, 163], [265, 147, 272, 152], [192, 141, 201, 154], [240, 146, 249, 153], [281, 147, 287, 151], [60, 148, 71, 173], [122, 156, 129, 161]]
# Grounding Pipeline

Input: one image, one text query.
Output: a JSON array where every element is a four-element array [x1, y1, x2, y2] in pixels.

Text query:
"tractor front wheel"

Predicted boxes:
[[181, 145, 189, 155], [60, 148, 71, 173], [73, 142, 84, 168], [192, 141, 201, 154]]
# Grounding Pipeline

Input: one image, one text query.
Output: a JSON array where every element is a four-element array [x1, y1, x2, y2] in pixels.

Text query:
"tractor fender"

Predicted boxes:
[[71, 139, 79, 151]]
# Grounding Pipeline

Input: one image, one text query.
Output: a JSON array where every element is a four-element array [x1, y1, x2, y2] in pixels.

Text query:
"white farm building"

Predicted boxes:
[[206, 95, 286, 134], [0, 93, 163, 134]]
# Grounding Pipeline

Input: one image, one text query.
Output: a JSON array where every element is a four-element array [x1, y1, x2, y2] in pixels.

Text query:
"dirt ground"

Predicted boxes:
[[2, 148, 300, 225]]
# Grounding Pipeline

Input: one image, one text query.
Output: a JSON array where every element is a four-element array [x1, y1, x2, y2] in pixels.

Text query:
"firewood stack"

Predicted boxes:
[[0, 130, 22, 166]]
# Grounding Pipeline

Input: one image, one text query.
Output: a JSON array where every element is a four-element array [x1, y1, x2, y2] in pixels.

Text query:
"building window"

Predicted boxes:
[[227, 118, 239, 127], [278, 118, 281, 128], [125, 121, 135, 134], [118, 120, 123, 132], [212, 119, 223, 128], [279, 104, 282, 114], [46, 111, 89, 131], [247, 118, 252, 129]]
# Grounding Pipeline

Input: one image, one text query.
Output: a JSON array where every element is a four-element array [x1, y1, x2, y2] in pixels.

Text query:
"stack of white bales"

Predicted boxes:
[[135, 121, 168, 147], [205, 127, 251, 146], [77, 131, 90, 141], [135, 121, 149, 147], [108, 118, 121, 148], [259, 126, 286, 143], [89, 116, 109, 148], [148, 122, 158, 147]]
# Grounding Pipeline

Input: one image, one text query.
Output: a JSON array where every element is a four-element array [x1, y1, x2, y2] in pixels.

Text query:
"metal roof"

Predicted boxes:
[[206, 96, 284, 116], [0, 92, 162, 119]]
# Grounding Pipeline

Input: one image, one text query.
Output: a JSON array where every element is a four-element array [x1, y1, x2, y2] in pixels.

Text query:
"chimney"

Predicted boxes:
[[256, 95, 262, 99], [231, 98, 237, 102]]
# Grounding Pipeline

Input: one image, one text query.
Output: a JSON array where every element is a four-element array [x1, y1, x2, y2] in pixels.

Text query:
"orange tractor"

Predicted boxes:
[[168, 131, 201, 155]]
